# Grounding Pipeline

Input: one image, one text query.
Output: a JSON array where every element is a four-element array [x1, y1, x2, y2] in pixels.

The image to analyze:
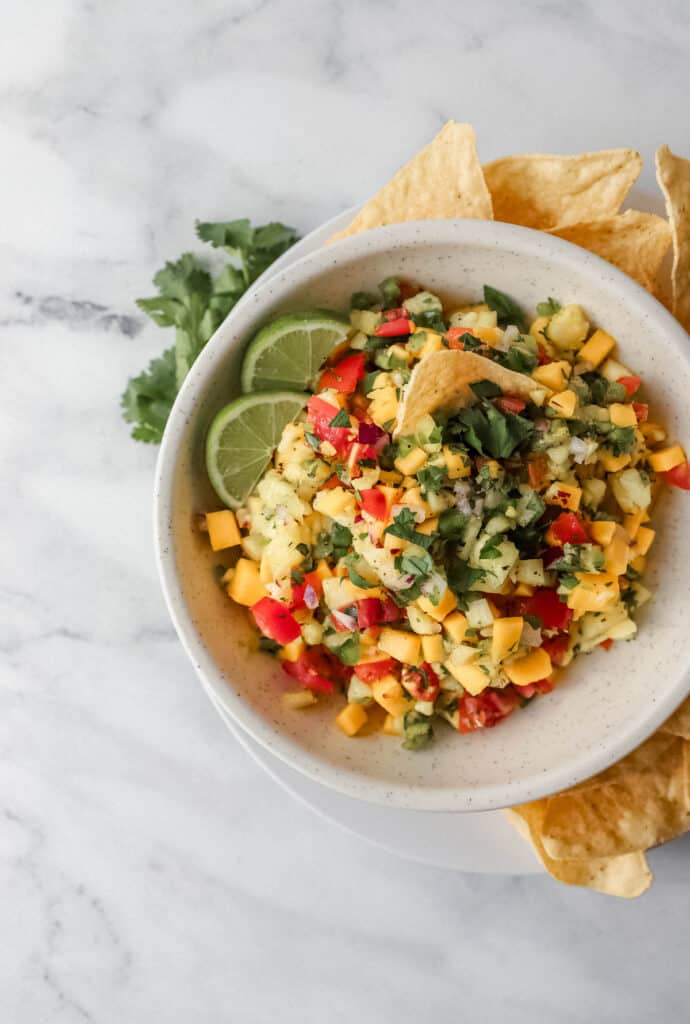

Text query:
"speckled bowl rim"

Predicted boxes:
[[154, 217, 690, 812]]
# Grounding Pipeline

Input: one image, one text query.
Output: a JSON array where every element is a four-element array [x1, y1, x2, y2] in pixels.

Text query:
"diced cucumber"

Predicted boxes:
[[350, 309, 381, 334], [347, 675, 374, 705], [611, 468, 651, 513], [403, 290, 443, 316]]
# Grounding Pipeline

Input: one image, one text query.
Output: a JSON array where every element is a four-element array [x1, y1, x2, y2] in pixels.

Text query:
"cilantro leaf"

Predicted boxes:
[[328, 408, 351, 428], [445, 403, 534, 458], [499, 344, 539, 374], [350, 290, 378, 310], [470, 380, 503, 400], [385, 508, 436, 549], [121, 347, 177, 443], [479, 536, 503, 559], [343, 554, 377, 590], [417, 465, 446, 495], [447, 556, 486, 594], [196, 219, 298, 285], [484, 285, 527, 331], [438, 508, 470, 540], [536, 298, 561, 317], [330, 635, 361, 665]]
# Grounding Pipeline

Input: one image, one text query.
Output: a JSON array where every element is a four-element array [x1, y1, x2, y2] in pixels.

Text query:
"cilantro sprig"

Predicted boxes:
[[122, 219, 298, 443]]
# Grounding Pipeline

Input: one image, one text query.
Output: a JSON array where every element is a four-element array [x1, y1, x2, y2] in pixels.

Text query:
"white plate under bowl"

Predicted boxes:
[[156, 215, 690, 813]]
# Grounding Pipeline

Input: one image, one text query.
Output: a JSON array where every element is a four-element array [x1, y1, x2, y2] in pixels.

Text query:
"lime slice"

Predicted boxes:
[[206, 391, 308, 508], [240, 310, 350, 393]]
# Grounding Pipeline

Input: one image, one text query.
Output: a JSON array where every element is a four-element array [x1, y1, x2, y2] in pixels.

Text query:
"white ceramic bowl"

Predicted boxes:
[[155, 218, 690, 812]]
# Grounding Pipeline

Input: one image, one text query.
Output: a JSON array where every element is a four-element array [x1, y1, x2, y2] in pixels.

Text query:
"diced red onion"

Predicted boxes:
[[303, 584, 319, 610], [331, 609, 357, 631], [358, 422, 386, 445]]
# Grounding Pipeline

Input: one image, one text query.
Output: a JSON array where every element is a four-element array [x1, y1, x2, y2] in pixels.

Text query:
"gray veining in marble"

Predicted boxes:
[[2, 1, 690, 1020]]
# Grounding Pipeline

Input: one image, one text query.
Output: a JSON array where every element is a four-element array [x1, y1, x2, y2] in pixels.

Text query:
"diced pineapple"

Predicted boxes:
[[609, 403, 637, 428], [599, 451, 631, 473], [383, 713, 404, 736], [283, 690, 318, 710], [379, 469, 404, 486], [322, 577, 383, 609], [350, 309, 381, 334], [314, 486, 357, 523], [416, 589, 457, 622], [589, 520, 617, 547], [639, 422, 666, 446], [280, 638, 306, 662], [418, 331, 445, 359], [532, 360, 572, 392], [378, 628, 422, 665], [301, 620, 323, 645], [407, 605, 441, 635], [634, 526, 655, 556], [547, 389, 577, 418], [421, 634, 445, 663], [443, 612, 469, 644], [444, 660, 489, 696], [547, 304, 589, 350], [368, 386, 399, 428], [492, 617, 524, 663], [604, 526, 629, 577], [371, 675, 411, 717], [600, 357, 632, 382], [395, 447, 428, 476], [567, 573, 620, 612], [611, 468, 652, 513], [400, 487, 431, 514], [227, 559, 267, 606], [442, 446, 472, 479], [544, 481, 582, 511], [648, 445, 686, 472], [622, 510, 645, 541], [513, 582, 535, 597], [577, 328, 616, 367], [205, 510, 242, 551], [514, 559, 546, 586], [504, 648, 552, 686], [336, 703, 368, 737]]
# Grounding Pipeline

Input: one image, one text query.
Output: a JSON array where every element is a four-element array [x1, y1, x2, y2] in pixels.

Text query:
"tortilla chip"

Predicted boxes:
[[330, 122, 492, 241], [549, 211, 671, 294], [662, 694, 690, 741], [484, 149, 642, 230], [506, 807, 653, 898], [656, 145, 690, 330], [395, 349, 549, 437]]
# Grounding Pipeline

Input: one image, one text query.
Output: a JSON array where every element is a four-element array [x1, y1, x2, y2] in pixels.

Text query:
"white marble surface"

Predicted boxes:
[[3, 0, 690, 1020]]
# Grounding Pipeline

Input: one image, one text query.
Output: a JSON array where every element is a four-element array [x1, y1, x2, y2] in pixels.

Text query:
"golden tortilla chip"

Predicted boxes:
[[484, 149, 642, 230], [395, 349, 548, 437], [330, 122, 492, 241], [549, 211, 671, 294], [662, 694, 690, 741], [656, 145, 690, 330], [506, 807, 652, 898]]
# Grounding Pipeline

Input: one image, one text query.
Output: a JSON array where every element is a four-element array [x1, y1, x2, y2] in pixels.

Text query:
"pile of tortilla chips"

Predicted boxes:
[[331, 122, 690, 896]]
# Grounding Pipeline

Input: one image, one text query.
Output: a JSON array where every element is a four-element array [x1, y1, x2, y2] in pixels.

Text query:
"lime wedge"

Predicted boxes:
[[240, 310, 350, 393], [206, 391, 308, 508]]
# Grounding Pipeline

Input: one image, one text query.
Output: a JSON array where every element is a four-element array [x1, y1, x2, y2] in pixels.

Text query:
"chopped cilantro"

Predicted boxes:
[[470, 379, 503, 400], [438, 507, 470, 540], [413, 310, 447, 333], [417, 464, 446, 495], [445, 402, 534, 458], [447, 556, 486, 594], [479, 536, 504, 559], [259, 637, 280, 654], [304, 430, 321, 452], [385, 508, 436, 549], [343, 554, 377, 590], [498, 344, 539, 374], [536, 298, 561, 317], [329, 408, 351, 428], [484, 285, 527, 331], [524, 614, 542, 630]]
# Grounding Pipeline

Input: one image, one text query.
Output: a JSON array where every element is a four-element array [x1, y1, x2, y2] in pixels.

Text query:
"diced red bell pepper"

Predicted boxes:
[[354, 596, 400, 629], [319, 475, 341, 490], [663, 460, 690, 490], [515, 678, 555, 698], [355, 658, 397, 682], [457, 688, 519, 733], [319, 352, 366, 393], [523, 588, 573, 632], [632, 402, 648, 423], [374, 317, 413, 337], [251, 597, 301, 644], [599, 638, 614, 651], [546, 511, 589, 546], [282, 647, 337, 693], [346, 441, 377, 479], [359, 487, 391, 521], [537, 343, 552, 365], [446, 326, 476, 349], [618, 375, 641, 397], [540, 634, 571, 666], [307, 395, 353, 455], [495, 395, 526, 415], [289, 571, 323, 611], [401, 662, 440, 702]]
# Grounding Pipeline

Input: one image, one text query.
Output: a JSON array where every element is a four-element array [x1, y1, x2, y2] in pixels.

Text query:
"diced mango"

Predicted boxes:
[[599, 451, 631, 472], [314, 486, 357, 521], [544, 481, 582, 511], [589, 520, 617, 547], [623, 510, 645, 541], [481, 459, 502, 480], [629, 553, 647, 574], [547, 389, 577, 418], [280, 638, 306, 663], [368, 386, 399, 428], [418, 331, 445, 359], [379, 469, 404, 486], [336, 703, 368, 737], [416, 589, 457, 622], [639, 422, 666, 446], [504, 647, 552, 686], [400, 487, 431, 514], [443, 611, 469, 644], [383, 713, 404, 736], [421, 634, 445, 662], [491, 617, 524, 663], [323, 577, 383, 609], [395, 447, 428, 476], [567, 572, 620, 612], [314, 559, 334, 581], [378, 628, 422, 665], [371, 675, 411, 717], [529, 315, 550, 342], [578, 328, 616, 368], [445, 660, 489, 695], [634, 526, 655, 556], [443, 446, 472, 479], [416, 516, 439, 536], [532, 360, 572, 392], [476, 326, 502, 345], [648, 445, 686, 473], [604, 526, 629, 577], [227, 559, 268, 606], [205, 509, 242, 551], [513, 582, 535, 597], [610, 403, 637, 428]]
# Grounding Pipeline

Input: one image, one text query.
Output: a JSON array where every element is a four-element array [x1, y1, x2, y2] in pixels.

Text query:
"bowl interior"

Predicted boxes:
[[156, 219, 690, 811]]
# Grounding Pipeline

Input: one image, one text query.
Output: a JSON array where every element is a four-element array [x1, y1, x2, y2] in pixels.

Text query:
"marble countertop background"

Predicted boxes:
[[3, 1, 690, 1020]]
